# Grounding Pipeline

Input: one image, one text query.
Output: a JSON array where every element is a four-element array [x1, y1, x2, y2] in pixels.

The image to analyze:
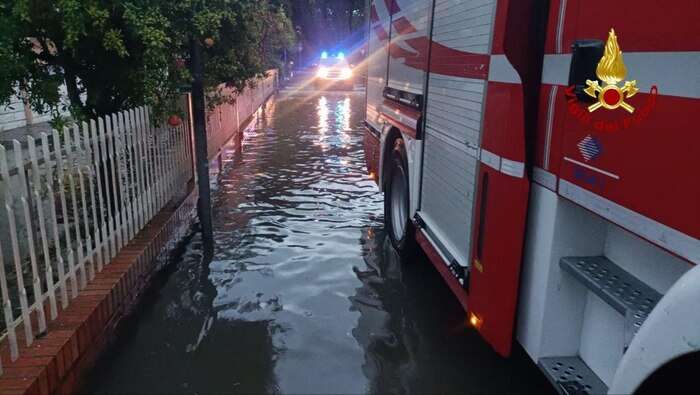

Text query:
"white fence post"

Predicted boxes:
[[64, 126, 87, 290], [106, 116, 122, 255], [54, 130, 78, 298], [27, 136, 58, 320], [97, 118, 114, 262], [141, 108, 155, 222], [0, 235, 18, 361], [74, 126, 95, 280], [41, 133, 69, 309], [114, 113, 129, 247], [0, 145, 34, 345], [12, 140, 47, 334]]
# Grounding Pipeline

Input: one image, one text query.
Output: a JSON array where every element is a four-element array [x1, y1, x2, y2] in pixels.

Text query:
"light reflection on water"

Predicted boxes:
[[84, 89, 552, 395]]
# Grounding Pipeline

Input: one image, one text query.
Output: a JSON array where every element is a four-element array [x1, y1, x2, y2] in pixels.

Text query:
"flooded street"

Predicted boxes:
[[85, 79, 553, 394]]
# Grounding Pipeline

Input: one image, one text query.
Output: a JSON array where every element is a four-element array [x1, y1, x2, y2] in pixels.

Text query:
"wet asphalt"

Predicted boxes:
[[83, 72, 554, 394]]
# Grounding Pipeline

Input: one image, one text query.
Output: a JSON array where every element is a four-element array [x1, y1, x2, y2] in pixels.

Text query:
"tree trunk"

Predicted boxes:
[[190, 37, 214, 249], [63, 70, 85, 117]]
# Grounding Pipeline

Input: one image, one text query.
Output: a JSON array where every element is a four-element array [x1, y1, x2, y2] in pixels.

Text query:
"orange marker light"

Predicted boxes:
[[469, 312, 483, 330]]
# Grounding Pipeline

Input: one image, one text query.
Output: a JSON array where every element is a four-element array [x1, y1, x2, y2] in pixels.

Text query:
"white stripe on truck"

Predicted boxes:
[[488, 55, 521, 84], [480, 148, 525, 179], [556, 0, 568, 54], [542, 52, 700, 99]]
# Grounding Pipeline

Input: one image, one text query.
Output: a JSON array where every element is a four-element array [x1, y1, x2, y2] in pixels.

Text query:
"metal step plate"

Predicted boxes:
[[560, 256, 662, 342], [539, 356, 608, 395]]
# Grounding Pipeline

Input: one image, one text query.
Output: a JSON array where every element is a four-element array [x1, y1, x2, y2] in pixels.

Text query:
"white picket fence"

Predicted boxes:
[[0, 106, 193, 372]]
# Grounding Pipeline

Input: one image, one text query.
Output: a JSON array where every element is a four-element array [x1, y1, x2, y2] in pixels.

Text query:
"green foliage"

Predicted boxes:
[[0, 0, 296, 123]]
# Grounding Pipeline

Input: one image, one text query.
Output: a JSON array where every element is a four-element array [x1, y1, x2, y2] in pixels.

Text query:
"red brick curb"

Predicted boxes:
[[0, 183, 197, 395]]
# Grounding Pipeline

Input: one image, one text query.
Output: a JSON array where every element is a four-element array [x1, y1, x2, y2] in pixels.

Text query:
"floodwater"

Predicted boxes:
[[84, 79, 554, 394]]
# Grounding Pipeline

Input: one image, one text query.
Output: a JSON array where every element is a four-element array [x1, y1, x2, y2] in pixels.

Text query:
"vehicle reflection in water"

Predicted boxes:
[[317, 96, 329, 136], [84, 89, 552, 394]]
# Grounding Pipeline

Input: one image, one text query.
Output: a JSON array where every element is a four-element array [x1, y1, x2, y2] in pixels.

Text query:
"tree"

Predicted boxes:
[[0, 0, 295, 123]]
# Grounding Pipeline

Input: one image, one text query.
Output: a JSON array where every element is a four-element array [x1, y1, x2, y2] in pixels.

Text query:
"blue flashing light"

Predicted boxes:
[[321, 51, 328, 59], [337, 52, 345, 59]]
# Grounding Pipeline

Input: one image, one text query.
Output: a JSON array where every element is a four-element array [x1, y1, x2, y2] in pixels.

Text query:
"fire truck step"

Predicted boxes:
[[560, 256, 662, 339], [539, 356, 607, 395]]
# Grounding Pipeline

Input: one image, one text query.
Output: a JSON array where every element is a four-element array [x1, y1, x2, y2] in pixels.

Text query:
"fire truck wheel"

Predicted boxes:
[[384, 138, 417, 258]]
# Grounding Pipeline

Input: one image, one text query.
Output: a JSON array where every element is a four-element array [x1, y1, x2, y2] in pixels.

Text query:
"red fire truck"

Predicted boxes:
[[363, 0, 700, 393]]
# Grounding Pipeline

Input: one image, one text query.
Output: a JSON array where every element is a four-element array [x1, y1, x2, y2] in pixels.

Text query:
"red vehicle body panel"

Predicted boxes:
[[365, 0, 543, 356], [533, 0, 700, 261], [469, 79, 533, 356]]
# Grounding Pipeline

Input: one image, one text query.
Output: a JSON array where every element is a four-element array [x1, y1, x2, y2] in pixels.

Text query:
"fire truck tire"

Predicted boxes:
[[384, 138, 417, 259]]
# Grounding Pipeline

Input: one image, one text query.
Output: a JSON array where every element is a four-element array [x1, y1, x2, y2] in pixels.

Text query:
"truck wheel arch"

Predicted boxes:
[[610, 264, 700, 394]]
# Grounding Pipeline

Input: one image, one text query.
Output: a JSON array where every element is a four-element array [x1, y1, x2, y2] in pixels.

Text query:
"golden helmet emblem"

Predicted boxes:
[[584, 29, 639, 113]]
